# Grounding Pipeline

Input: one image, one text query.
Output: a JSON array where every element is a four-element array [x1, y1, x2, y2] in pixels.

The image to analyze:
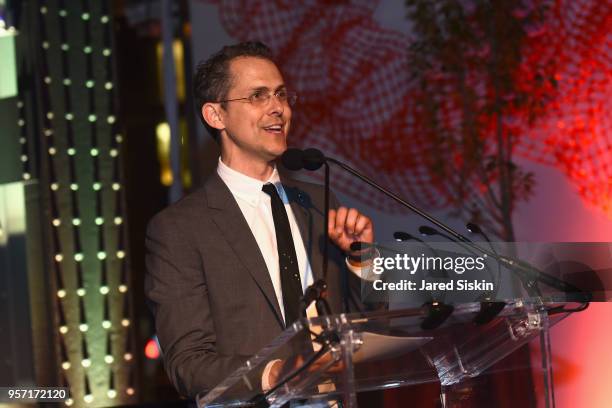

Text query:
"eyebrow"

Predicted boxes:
[[248, 85, 286, 92]]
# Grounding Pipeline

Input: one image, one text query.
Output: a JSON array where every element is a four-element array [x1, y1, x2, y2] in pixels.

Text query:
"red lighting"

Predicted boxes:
[[145, 338, 160, 359]]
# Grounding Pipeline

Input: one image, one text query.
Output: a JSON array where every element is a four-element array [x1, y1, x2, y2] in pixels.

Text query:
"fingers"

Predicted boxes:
[[328, 207, 374, 251], [334, 207, 348, 235], [329, 207, 372, 236], [345, 208, 359, 235], [328, 208, 338, 239], [328, 207, 348, 238], [354, 212, 372, 237]]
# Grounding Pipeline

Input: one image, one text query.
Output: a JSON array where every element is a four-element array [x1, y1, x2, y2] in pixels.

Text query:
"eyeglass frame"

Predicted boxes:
[[216, 88, 298, 107]]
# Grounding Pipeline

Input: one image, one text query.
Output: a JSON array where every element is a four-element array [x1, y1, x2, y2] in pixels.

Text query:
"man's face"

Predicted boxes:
[[218, 57, 292, 164]]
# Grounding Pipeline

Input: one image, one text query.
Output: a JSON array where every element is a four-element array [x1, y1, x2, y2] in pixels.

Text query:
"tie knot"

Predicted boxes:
[[262, 183, 278, 197]]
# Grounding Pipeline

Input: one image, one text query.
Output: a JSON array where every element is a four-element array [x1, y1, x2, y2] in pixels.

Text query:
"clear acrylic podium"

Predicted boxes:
[[197, 299, 577, 407]]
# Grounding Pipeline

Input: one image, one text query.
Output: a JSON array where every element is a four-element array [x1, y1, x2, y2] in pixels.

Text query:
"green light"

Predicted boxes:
[[40, 6, 47, 14], [70, 183, 78, 191], [95, 217, 104, 225], [63, 78, 71, 86], [88, 114, 97, 122], [17, 119, 24, 126], [97, 251, 106, 260], [79, 323, 88, 332], [102, 48, 111, 57], [107, 390, 117, 399], [20, 154, 28, 162], [42, 41, 49, 49], [66, 397, 74, 406], [90, 148, 99, 156], [76, 288, 86, 296], [65, 113, 73, 120], [102, 319, 111, 328], [74, 252, 84, 261], [104, 355, 114, 364], [112, 183, 120, 191], [93, 182, 101, 191], [101, 16, 110, 24], [99, 286, 109, 295], [85, 79, 94, 88], [83, 394, 94, 404], [43, 76, 51, 84], [61, 43, 69, 51], [81, 359, 91, 368], [105, 82, 113, 90], [59, 10, 67, 17], [67, 147, 76, 155], [23, 173, 31, 180], [83, 45, 92, 54], [1, 27, 19, 98], [81, 13, 90, 20]]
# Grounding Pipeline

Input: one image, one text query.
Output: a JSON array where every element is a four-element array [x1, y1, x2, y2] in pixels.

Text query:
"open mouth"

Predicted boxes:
[[263, 124, 284, 134]]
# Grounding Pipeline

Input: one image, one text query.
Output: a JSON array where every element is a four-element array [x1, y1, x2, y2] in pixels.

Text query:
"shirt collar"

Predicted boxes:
[[217, 157, 285, 206]]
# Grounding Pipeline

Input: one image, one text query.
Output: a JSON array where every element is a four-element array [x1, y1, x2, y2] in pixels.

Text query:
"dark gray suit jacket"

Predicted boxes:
[[145, 171, 361, 398]]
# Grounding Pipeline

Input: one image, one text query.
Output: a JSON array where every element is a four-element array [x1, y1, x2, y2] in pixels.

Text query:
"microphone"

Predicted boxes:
[[418, 225, 439, 238], [281, 148, 325, 171], [280, 147, 304, 170], [303, 148, 326, 171], [466, 222, 484, 236], [393, 231, 424, 243]]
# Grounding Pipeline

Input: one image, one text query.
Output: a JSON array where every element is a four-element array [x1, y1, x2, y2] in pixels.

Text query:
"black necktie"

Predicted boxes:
[[262, 183, 303, 326]]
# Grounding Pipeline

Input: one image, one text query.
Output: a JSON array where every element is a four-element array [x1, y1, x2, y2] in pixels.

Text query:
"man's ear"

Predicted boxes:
[[202, 103, 225, 131]]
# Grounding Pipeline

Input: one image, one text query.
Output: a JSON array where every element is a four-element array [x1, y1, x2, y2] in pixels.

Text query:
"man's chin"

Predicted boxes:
[[267, 144, 288, 161]]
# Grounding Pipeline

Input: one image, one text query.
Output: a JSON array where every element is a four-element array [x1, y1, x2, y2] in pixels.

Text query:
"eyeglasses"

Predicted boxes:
[[217, 89, 298, 107]]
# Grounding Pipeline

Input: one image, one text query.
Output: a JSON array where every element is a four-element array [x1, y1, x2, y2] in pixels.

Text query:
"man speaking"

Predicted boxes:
[[145, 41, 374, 399]]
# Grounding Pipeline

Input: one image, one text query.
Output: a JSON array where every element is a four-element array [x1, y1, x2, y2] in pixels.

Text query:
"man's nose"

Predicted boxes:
[[267, 94, 285, 116]]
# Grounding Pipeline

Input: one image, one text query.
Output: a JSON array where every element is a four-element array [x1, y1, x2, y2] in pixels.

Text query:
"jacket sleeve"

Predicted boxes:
[[144, 213, 247, 398]]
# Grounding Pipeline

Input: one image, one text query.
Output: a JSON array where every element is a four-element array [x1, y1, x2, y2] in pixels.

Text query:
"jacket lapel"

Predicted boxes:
[[204, 174, 284, 326]]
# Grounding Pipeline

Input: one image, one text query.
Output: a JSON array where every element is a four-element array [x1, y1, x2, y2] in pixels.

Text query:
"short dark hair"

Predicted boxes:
[[193, 41, 275, 142]]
